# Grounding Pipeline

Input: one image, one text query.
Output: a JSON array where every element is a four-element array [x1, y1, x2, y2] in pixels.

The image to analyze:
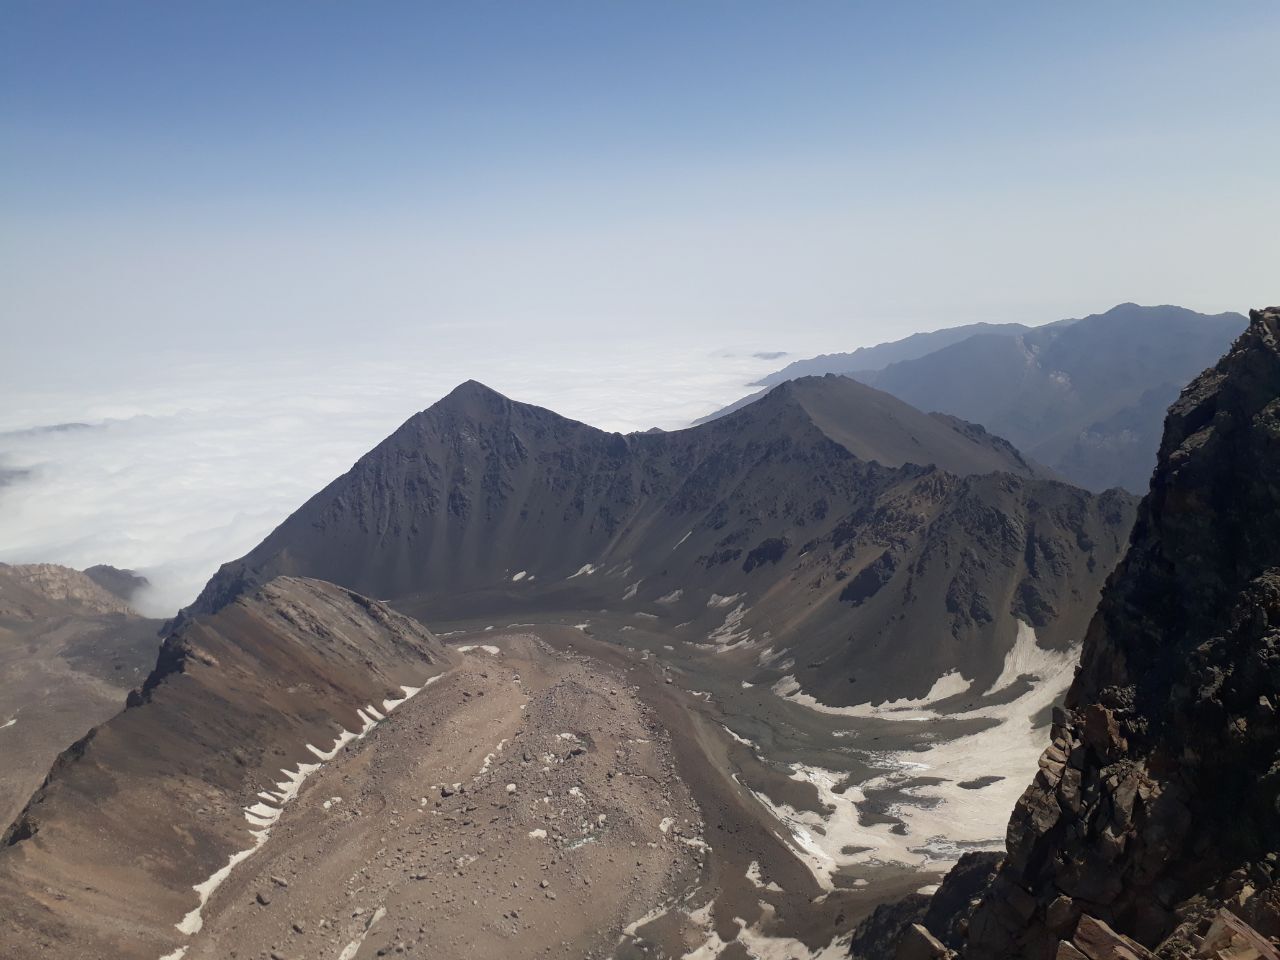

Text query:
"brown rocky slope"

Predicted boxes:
[[0, 563, 163, 828], [0, 577, 450, 960]]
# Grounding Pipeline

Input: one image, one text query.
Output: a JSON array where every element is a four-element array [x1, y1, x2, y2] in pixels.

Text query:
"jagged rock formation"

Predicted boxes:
[[851, 853, 1002, 959], [0, 577, 448, 960], [948, 307, 1280, 958], [187, 374, 1134, 707]]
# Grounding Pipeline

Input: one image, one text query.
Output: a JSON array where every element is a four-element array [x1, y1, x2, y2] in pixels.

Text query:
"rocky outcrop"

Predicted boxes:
[[0, 563, 135, 618], [955, 307, 1280, 958]]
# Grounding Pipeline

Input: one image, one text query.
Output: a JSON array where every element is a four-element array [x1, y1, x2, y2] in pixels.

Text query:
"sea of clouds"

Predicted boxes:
[[0, 338, 809, 615]]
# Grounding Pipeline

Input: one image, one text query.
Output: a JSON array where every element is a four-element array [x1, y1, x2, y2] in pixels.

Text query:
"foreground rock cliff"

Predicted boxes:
[[868, 307, 1280, 959]]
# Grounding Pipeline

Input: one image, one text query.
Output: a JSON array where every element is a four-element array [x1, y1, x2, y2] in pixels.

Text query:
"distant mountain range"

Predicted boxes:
[[700, 304, 1246, 493]]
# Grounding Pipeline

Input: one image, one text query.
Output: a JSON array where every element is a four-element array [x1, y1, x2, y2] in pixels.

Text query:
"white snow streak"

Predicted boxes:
[[166, 679, 435, 954]]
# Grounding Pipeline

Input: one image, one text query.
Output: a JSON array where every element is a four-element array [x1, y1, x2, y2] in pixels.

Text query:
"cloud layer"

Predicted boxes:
[[0, 342, 788, 616]]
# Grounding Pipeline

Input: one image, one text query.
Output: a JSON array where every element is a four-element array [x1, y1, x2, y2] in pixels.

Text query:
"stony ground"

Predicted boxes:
[[0, 612, 159, 827], [184, 634, 705, 960]]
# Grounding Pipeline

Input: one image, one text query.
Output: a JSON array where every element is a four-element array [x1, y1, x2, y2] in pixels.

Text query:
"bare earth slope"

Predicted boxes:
[[0, 577, 450, 960]]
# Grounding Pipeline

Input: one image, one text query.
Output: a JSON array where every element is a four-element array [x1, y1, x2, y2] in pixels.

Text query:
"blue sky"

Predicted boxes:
[[3, 1, 1278, 365], [2, 2, 1278, 608]]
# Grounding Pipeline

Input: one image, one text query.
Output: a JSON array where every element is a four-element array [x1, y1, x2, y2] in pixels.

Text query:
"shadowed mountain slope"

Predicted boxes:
[[702, 304, 1245, 493], [860, 304, 1245, 492], [190, 375, 1134, 708], [752, 322, 1040, 388]]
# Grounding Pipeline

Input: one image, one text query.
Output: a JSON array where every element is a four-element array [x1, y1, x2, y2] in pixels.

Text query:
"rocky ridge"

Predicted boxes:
[[186, 374, 1135, 709]]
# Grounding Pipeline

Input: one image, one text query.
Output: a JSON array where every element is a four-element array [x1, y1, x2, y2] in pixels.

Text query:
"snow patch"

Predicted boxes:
[[0, 717, 15, 730], [707, 592, 743, 608], [772, 669, 970, 720], [337, 905, 386, 960], [457, 644, 500, 655], [511, 570, 527, 582], [656, 589, 683, 604], [680, 899, 849, 960], [568, 563, 598, 579], [623, 580, 642, 600], [169, 679, 435, 948], [674, 530, 692, 549], [722, 724, 754, 748], [746, 861, 784, 893], [752, 621, 1077, 873], [706, 603, 751, 650]]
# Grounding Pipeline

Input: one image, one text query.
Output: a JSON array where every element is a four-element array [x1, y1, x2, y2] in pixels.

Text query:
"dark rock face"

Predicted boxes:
[[850, 894, 931, 960], [849, 853, 1002, 958], [957, 308, 1280, 958]]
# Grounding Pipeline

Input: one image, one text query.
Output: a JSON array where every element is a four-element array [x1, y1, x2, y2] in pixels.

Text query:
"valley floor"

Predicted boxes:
[[165, 625, 930, 960], [176, 633, 704, 960]]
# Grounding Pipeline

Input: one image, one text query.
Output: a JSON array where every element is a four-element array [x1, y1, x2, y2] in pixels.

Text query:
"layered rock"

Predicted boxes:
[[958, 307, 1280, 958]]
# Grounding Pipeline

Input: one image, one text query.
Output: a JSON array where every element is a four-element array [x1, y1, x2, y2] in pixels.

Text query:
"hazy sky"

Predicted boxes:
[[2, 2, 1278, 611], [4, 1, 1278, 374]]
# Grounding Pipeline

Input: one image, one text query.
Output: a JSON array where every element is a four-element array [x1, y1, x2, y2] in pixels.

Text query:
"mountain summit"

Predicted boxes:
[[190, 373, 1130, 709]]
